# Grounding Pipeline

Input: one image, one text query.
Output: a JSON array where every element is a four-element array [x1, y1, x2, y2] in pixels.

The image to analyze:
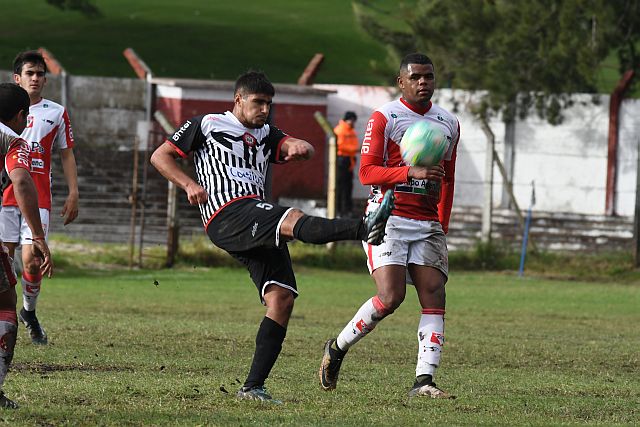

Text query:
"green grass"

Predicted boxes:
[[3, 266, 639, 425], [0, 0, 393, 84]]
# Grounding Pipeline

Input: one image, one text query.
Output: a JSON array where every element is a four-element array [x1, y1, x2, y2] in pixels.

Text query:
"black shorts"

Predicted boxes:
[[207, 198, 297, 302]]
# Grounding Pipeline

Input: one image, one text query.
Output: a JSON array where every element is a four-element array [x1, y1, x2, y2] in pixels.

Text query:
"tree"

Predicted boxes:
[[354, 0, 640, 239]]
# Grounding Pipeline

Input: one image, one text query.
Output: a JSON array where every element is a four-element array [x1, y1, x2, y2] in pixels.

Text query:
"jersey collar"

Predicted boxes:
[[400, 97, 432, 115]]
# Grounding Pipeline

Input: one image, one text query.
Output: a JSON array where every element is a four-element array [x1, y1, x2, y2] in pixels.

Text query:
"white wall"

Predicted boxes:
[[315, 84, 639, 216]]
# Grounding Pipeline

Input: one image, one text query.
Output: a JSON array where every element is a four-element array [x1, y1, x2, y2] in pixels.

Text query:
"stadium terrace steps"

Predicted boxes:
[[47, 147, 633, 252]]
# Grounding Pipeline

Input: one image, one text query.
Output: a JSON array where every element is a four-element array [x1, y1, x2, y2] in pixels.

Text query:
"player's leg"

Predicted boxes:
[[0, 253, 19, 409], [17, 209, 49, 345], [283, 189, 395, 245], [320, 216, 410, 391], [232, 246, 297, 403], [407, 225, 454, 399]]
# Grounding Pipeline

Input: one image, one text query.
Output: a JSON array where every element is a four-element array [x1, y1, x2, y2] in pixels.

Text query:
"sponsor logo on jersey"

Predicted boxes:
[[30, 142, 45, 154], [227, 166, 265, 187], [251, 221, 258, 237], [27, 115, 34, 128], [171, 120, 192, 141], [31, 158, 45, 169], [396, 179, 440, 196], [242, 132, 257, 147]]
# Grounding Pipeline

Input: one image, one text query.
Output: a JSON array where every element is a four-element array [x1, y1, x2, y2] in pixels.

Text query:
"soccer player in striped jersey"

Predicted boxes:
[[319, 53, 460, 398], [151, 70, 394, 403], [0, 83, 53, 409], [0, 51, 78, 345]]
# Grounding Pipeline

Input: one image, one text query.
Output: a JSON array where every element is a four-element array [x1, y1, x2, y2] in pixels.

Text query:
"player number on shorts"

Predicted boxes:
[[256, 202, 273, 210]]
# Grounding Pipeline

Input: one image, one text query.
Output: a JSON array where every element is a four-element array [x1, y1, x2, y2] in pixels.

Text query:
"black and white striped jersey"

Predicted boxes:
[[167, 111, 290, 228]]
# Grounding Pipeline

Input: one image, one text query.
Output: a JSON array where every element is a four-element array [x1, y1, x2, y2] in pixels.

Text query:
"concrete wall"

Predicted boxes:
[[1, 71, 146, 148], [315, 84, 640, 217]]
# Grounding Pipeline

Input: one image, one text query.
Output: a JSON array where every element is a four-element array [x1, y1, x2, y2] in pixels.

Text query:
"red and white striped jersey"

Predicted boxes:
[[359, 97, 460, 232], [0, 123, 31, 177], [2, 98, 75, 210]]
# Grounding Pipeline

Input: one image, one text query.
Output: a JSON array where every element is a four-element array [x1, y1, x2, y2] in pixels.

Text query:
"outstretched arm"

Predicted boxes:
[[150, 142, 208, 205], [60, 147, 79, 225]]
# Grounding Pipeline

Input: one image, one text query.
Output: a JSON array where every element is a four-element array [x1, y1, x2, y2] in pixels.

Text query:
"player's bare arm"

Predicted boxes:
[[408, 164, 445, 181], [150, 142, 208, 205], [9, 167, 53, 277], [281, 138, 314, 162], [60, 147, 79, 225]]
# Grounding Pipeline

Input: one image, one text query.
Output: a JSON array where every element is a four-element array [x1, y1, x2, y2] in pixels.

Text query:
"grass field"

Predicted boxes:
[[3, 265, 639, 425], [0, 0, 393, 85]]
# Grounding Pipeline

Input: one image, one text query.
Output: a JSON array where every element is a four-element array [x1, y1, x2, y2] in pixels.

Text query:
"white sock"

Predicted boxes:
[[0, 315, 17, 388], [22, 272, 42, 312], [336, 295, 391, 351], [416, 309, 445, 378]]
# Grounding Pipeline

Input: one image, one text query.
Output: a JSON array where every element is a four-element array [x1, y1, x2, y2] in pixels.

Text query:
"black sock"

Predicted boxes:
[[243, 317, 287, 389], [293, 215, 365, 244], [415, 374, 433, 385], [331, 340, 347, 359]]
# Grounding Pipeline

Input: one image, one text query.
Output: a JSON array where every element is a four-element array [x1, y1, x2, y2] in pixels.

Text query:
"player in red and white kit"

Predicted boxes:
[[0, 83, 53, 409], [0, 51, 78, 345], [320, 53, 460, 398]]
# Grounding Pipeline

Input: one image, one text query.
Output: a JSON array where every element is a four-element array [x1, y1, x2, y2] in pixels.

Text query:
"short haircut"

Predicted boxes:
[[399, 53, 433, 74], [13, 50, 47, 75], [234, 71, 275, 97], [0, 83, 30, 122]]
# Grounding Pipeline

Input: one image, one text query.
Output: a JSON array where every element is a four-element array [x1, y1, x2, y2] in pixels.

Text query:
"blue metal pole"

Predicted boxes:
[[518, 206, 532, 277]]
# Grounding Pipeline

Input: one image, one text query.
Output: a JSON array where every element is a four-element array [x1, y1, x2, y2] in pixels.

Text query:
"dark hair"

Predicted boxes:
[[343, 111, 357, 121], [13, 50, 47, 75], [0, 83, 30, 122], [399, 53, 433, 73], [234, 71, 275, 97]]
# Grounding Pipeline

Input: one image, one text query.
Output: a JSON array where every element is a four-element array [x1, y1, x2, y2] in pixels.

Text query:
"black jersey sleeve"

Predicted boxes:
[[266, 124, 289, 163], [168, 114, 207, 157]]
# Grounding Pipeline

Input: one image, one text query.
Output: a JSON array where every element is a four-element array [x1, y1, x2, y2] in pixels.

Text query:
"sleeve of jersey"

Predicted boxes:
[[5, 138, 31, 173], [55, 109, 75, 149], [359, 111, 410, 186], [437, 124, 460, 234], [267, 125, 290, 164], [166, 115, 206, 158]]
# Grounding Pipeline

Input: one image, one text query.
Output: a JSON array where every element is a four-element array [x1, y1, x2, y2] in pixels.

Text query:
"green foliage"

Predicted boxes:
[[354, 0, 640, 122], [3, 268, 639, 425]]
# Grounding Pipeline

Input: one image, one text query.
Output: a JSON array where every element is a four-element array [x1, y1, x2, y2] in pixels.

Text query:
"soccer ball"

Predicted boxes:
[[399, 120, 448, 167]]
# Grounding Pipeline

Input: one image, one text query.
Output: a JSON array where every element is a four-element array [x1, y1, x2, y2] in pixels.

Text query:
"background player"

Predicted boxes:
[[150, 70, 394, 404], [319, 53, 460, 398], [0, 51, 78, 345], [0, 83, 53, 408], [334, 111, 358, 218]]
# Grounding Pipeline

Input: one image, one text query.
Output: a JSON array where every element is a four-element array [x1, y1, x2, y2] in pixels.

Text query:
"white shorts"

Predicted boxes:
[[362, 215, 449, 282], [0, 206, 50, 244]]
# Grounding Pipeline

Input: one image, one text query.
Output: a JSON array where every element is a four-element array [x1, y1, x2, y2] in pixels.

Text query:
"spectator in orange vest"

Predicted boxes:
[[334, 111, 358, 217]]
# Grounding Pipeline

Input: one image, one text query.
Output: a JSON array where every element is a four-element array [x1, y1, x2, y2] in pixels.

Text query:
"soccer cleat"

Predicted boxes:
[[0, 391, 18, 409], [236, 386, 282, 404], [19, 308, 48, 345], [319, 338, 345, 391], [408, 375, 454, 399], [363, 190, 395, 245]]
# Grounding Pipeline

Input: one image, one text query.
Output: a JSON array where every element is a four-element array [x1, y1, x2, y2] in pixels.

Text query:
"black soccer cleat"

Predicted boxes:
[[0, 391, 19, 409], [363, 190, 395, 245], [19, 308, 48, 345], [408, 375, 455, 399], [319, 338, 345, 391]]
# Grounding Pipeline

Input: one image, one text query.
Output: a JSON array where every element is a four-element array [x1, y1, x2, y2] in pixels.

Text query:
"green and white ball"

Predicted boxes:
[[399, 120, 448, 167]]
